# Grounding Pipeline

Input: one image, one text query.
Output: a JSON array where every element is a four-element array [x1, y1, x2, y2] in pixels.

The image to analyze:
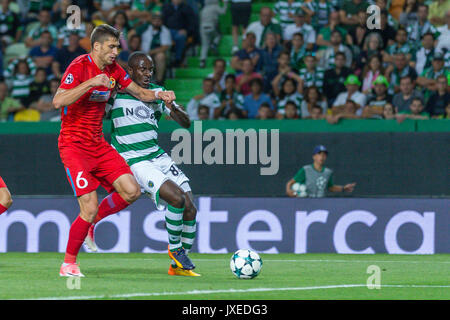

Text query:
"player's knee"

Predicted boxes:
[[169, 190, 186, 209], [4, 196, 13, 208], [0, 190, 13, 208], [123, 185, 141, 203]]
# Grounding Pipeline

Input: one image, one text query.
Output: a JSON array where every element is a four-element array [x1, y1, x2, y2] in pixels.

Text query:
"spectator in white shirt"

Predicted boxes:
[[245, 6, 282, 48], [283, 9, 316, 51], [332, 74, 367, 116], [187, 78, 221, 120]]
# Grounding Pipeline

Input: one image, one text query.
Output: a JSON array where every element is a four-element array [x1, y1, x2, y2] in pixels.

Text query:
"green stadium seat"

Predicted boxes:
[[249, 13, 260, 23], [218, 35, 235, 57], [175, 68, 215, 79], [23, 21, 39, 40], [165, 79, 204, 92], [219, 8, 232, 34], [187, 57, 229, 68], [3, 43, 29, 69]]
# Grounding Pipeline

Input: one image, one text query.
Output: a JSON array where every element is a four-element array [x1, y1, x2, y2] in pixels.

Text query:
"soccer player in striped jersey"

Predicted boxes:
[[88, 51, 200, 276], [0, 176, 12, 215]]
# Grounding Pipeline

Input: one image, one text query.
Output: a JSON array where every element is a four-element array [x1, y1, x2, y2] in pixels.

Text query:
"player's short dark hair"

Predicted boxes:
[[411, 97, 423, 105], [292, 32, 303, 39], [400, 75, 413, 83], [259, 102, 271, 109], [249, 77, 263, 88], [90, 24, 121, 47], [214, 58, 226, 67], [128, 51, 152, 69], [311, 104, 322, 111], [422, 32, 435, 40], [285, 101, 297, 108], [225, 74, 236, 82], [335, 51, 346, 60]]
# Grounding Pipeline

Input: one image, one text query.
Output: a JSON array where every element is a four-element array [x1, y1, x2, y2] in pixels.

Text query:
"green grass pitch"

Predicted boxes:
[[0, 253, 448, 300]]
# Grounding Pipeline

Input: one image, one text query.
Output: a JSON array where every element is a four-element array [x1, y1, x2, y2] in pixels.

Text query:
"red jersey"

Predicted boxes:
[[58, 54, 132, 147]]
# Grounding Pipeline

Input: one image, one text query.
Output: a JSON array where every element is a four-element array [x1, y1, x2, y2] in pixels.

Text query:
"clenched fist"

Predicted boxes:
[[90, 74, 110, 88], [158, 90, 176, 104]]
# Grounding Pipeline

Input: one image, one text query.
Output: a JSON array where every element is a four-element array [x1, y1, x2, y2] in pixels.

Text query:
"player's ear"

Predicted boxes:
[[127, 66, 133, 77]]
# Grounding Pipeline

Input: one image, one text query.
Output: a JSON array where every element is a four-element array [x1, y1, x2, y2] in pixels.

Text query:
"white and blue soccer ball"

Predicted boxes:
[[292, 182, 307, 198], [230, 249, 263, 279]]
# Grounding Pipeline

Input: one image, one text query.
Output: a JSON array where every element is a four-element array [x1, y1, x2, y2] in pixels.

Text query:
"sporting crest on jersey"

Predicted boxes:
[[64, 73, 74, 84], [89, 90, 111, 102], [110, 77, 116, 89]]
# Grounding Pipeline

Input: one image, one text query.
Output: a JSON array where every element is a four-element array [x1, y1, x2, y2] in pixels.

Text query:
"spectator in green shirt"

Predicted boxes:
[[316, 11, 347, 51], [286, 145, 356, 198], [339, 0, 369, 32]]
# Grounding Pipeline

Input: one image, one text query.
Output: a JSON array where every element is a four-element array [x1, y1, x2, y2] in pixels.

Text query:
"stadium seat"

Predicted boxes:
[[23, 21, 39, 40], [3, 42, 29, 69], [218, 35, 236, 57]]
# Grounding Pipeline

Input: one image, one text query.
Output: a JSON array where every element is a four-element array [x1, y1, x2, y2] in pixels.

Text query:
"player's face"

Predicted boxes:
[[130, 57, 154, 88], [99, 38, 120, 65], [313, 152, 327, 165]]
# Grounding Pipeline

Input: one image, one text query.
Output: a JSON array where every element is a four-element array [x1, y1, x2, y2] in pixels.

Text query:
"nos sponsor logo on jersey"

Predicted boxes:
[[125, 105, 157, 120], [89, 90, 111, 102]]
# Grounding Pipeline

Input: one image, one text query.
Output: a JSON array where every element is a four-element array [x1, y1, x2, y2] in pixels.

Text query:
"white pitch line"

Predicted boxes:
[[136, 258, 450, 264], [23, 284, 450, 300]]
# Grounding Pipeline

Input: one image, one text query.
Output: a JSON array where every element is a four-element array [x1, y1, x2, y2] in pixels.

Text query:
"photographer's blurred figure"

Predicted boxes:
[[286, 145, 356, 198]]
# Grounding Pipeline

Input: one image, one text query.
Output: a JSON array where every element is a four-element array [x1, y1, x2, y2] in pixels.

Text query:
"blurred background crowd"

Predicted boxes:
[[0, 0, 448, 123]]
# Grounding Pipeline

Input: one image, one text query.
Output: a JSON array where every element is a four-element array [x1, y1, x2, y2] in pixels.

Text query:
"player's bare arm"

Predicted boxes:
[[285, 179, 297, 197], [166, 101, 191, 129], [125, 81, 176, 104], [53, 74, 110, 109]]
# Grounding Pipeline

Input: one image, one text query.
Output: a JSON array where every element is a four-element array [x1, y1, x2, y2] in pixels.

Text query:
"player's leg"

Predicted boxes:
[[60, 190, 99, 277], [84, 143, 141, 251], [93, 173, 140, 224], [159, 180, 195, 269], [58, 145, 101, 276], [167, 188, 200, 277], [181, 190, 197, 254], [0, 176, 12, 214]]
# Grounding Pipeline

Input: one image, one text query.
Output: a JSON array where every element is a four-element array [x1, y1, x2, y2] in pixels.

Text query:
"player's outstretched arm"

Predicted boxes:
[[53, 74, 110, 109], [125, 81, 176, 104], [166, 101, 191, 129]]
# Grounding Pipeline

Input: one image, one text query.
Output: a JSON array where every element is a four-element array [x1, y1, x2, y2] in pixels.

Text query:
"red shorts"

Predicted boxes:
[[0, 176, 6, 188], [59, 139, 132, 197]]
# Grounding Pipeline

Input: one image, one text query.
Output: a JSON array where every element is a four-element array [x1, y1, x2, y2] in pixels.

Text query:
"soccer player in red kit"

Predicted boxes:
[[54, 24, 175, 277], [0, 176, 12, 215]]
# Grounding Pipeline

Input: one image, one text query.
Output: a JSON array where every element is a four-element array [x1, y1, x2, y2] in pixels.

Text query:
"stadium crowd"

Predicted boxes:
[[0, 0, 449, 123]]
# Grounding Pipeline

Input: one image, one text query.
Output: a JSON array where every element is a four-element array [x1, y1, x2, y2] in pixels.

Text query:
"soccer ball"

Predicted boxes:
[[230, 249, 263, 279], [292, 182, 307, 197]]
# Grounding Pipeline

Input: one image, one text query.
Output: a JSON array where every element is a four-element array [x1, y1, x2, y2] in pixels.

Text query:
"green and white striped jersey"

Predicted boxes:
[[274, 1, 305, 27], [299, 67, 325, 88], [109, 84, 171, 166], [277, 92, 304, 115]]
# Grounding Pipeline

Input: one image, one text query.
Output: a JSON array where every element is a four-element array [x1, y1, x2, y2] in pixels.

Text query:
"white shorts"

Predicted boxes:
[[130, 153, 191, 210]]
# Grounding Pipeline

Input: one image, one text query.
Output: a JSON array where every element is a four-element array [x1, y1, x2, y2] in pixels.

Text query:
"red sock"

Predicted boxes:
[[0, 203, 7, 215], [64, 216, 92, 263], [94, 192, 130, 224]]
